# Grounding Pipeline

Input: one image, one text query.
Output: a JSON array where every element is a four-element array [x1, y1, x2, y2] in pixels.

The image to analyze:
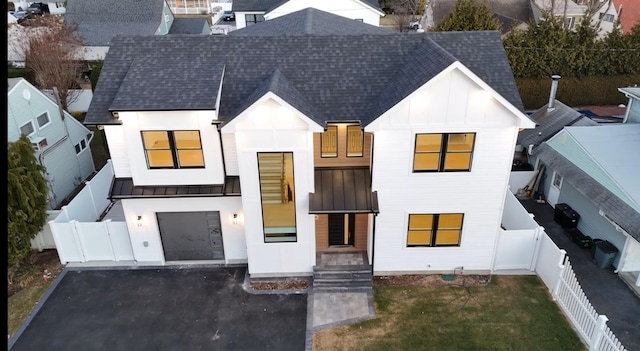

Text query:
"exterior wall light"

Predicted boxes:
[[232, 213, 239, 225], [137, 215, 143, 227]]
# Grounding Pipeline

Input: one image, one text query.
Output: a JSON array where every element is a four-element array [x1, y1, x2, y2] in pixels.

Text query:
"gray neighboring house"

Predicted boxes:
[[64, 0, 208, 61], [523, 87, 640, 289], [619, 87, 640, 124], [8, 78, 96, 210], [427, 0, 533, 34]]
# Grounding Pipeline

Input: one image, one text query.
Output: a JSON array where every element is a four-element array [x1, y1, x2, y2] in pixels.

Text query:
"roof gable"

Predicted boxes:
[[547, 124, 640, 211], [230, 7, 392, 36]]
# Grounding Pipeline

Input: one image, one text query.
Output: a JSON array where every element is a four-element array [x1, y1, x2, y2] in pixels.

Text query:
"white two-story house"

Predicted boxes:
[[84, 11, 534, 278]]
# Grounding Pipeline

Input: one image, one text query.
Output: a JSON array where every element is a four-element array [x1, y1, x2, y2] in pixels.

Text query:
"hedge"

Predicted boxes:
[[516, 74, 640, 110], [7, 66, 36, 85]]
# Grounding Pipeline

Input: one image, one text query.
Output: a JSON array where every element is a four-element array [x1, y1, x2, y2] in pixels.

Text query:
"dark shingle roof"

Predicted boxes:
[[533, 143, 640, 241], [518, 100, 599, 148], [85, 30, 522, 126], [230, 8, 392, 36], [232, 0, 283, 12], [64, 0, 166, 46], [168, 18, 211, 34]]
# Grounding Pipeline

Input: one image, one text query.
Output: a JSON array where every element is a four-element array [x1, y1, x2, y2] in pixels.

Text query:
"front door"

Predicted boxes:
[[328, 213, 355, 246]]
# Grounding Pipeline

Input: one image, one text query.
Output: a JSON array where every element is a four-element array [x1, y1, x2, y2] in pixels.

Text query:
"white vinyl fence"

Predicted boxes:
[[497, 191, 627, 351], [48, 160, 134, 264]]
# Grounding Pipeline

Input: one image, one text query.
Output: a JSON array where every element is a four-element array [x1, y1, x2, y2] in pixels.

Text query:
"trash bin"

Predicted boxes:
[[593, 241, 618, 269], [591, 238, 604, 257], [554, 203, 571, 224], [560, 208, 580, 229]]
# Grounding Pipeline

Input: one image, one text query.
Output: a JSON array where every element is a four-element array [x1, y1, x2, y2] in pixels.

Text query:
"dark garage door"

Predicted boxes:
[[156, 211, 224, 261]]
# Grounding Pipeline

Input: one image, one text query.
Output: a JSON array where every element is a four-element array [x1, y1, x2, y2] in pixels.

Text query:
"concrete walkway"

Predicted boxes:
[[304, 252, 376, 351]]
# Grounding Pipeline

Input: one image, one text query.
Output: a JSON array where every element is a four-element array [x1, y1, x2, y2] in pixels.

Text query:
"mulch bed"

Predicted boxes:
[[250, 280, 310, 291], [7, 249, 64, 297], [374, 274, 491, 287]]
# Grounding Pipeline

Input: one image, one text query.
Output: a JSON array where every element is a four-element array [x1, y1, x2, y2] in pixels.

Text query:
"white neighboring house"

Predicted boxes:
[[8, 77, 96, 209], [531, 0, 620, 37], [590, 0, 620, 37], [83, 12, 534, 277], [232, 0, 385, 29]]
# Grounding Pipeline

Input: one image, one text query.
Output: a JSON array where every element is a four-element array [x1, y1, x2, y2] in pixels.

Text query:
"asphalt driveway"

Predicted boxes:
[[9, 266, 307, 351]]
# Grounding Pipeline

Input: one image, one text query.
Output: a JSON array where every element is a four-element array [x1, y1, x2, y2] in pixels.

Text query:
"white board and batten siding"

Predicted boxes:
[[104, 110, 224, 186], [266, 0, 382, 26], [222, 94, 323, 277], [120, 197, 245, 264], [221, 133, 239, 175], [366, 65, 531, 274]]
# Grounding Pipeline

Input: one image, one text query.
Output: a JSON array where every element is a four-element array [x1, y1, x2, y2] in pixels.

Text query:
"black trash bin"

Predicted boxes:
[[554, 203, 571, 224], [593, 241, 618, 269], [560, 208, 580, 229]]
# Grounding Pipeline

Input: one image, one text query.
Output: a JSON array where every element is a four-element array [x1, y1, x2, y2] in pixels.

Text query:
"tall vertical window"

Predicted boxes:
[[413, 133, 475, 172], [245, 14, 264, 26], [321, 125, 338, 157], [407, 213, 463, 247], [259, 152, 296, 242], [346, 125, 363, 157], [141, 130, 204, 169]]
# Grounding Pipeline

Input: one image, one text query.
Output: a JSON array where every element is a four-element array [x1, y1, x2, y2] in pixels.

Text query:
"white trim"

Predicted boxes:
[[19, 120, 36, 136], [36, 111, 52, 129]]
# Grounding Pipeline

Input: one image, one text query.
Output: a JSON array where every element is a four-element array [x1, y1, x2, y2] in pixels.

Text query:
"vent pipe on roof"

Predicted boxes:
[[548, 75, 561, 111]]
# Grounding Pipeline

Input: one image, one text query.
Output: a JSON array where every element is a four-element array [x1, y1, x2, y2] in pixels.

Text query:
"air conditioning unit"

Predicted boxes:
[[30, 136, 48, 151]]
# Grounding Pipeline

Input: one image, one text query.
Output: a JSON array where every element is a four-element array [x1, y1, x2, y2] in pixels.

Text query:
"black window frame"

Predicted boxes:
[[141, 130, 205, 169], [413, 132, 476, 173], [407, 213, 464, 247], [245, 13, 264, 26]]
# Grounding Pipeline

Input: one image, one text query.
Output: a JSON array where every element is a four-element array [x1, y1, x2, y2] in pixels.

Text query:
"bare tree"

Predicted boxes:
[[15, 15, 85, 111], [390, 0, 422, 32]]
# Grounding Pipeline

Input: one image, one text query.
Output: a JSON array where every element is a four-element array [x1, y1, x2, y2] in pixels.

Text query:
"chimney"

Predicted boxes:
[[547, 75, 561, 111]]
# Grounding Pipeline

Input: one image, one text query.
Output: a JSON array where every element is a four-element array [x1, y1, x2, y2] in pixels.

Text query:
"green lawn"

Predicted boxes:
[[313, 275, 586, 351]]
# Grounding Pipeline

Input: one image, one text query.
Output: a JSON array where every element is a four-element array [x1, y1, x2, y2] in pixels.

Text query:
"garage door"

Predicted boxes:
[[156, 211, 224, 261]]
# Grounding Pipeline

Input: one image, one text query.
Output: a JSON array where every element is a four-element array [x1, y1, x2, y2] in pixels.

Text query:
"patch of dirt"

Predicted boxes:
[[250, 279, 310, 291], [7, 250, 64, 297], [374, 274, 491, 287]]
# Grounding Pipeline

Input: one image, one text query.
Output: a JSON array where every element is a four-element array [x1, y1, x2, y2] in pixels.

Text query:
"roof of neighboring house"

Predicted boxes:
[[232, 0, 381, 13], [7, 78, 22, 91], [533, 142, 640, 241], [518, 100, 598, 148], [230, 8, 393, 36], [431, 0, 533, 33], [616, 0, 640, 33], [532, 0, 587, 16], [619, 86, 640, 100], [168, 18, 211, 35], [85, 29, 524, 126], [64, 0, 167, 46]]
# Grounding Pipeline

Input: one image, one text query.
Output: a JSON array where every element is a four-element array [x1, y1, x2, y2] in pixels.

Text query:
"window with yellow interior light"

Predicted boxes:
[[407, 213, 464, 247], [413, 133, 475, 172], [141, 130, 204, 169]]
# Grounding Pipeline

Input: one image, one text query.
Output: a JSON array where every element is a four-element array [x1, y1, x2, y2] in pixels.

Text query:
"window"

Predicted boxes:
[[347, 125, 363, 157], [36, 112, 50, 128], [407, 213, 463, 247], [74, 139, 87, 154], [413, 133, 475, 172], [19, 121, 35, 136], [564, 17, 575, 29], [552, 172, 562, 189], [599, 13, 615, 22], [321, 125, 338, 157], [141, 130, 204, 169], [259, 152, 296, 242], [245, 14, 264, 26]]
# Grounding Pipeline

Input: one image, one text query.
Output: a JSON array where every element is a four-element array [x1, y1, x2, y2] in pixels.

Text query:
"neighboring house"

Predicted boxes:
[[84, 12, 535, 277], [232, 0, 385, 29], [528, 124, 640, 275], [229, 8, 394, 36], [428, 0, 533, 34], [531, 0, 588, 30], [618, 86, 640, 124], [615, 0, 640, 34], [63, 0, 206, 61], [9, 1, 67, 15], [8, 78, 96, 210], [590, 0, 619, 37]]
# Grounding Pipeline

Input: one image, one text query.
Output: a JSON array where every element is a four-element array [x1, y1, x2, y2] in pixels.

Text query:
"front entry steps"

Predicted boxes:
[[312, 264, 373, 292]]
